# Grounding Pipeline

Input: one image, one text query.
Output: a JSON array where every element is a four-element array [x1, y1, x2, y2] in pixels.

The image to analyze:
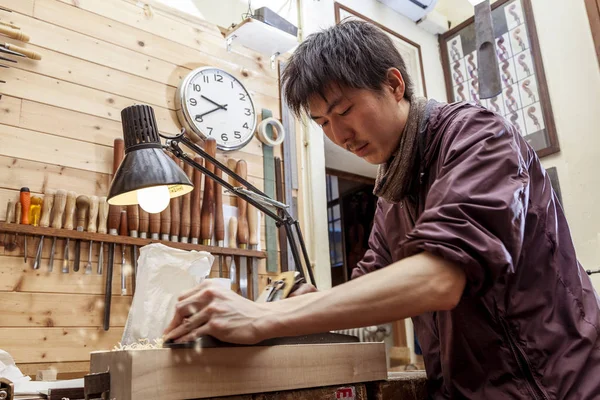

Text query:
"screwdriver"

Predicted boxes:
[[34, 191, 54, 270], [97, 196, 109, 275], [62, 191, 77, 273], [49, 190, 67, 272], [86, 196, 99, 275], [20, 188, 31, 263], [73, 195, 89, 272]]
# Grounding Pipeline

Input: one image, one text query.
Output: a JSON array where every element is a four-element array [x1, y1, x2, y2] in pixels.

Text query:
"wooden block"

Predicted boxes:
[[389, 346, 411, 367], [89, 343, 387, 400], [18, 361, 90, 380], [254, 383, 367, 400], [36, 368, 57, 381], [366, 372, 428, 400]]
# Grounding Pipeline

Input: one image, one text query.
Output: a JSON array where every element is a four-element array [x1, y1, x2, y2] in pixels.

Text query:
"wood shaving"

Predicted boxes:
[[113, 338, 164, 350]]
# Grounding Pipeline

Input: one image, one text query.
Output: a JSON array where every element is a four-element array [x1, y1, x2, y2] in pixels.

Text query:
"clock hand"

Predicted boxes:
[[201, 95, 228, 110], [195, 104, 228, 120]]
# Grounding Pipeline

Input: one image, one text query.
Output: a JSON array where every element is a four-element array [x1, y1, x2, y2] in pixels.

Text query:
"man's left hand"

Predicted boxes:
[[163, 280, 274, 345]]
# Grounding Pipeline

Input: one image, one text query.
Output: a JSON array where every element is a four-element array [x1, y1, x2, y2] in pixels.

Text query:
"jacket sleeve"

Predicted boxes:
[[351, 199, 393, 279], [400, 109, 530, 297]]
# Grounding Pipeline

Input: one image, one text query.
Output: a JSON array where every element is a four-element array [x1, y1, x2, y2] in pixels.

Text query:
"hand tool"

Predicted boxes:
[[86, 196, 99, 275], [97, 196, 109, 275], [190, 156, 203, 244], [49, 189, 67, 271], [0, 5, 12, 12], [15, 201, 21, 253], [0, 21, 19, 30], [62, 191, 77, 273], [236, 160, 249, 298], [3, 199, 15, 251], [0, 43, 41, 60], [248, 201, 259, 300], [160, 201, 171, 241], [73, 195, 89, 272], [0, 26, 29, 42], [138, 207, 149, 239], [127, 204, 139, 293], [149, 210, 160, 240], [228, 216, 238, 292], [0, 45, 25, 58], [119, 209, 128, 296], [226, 158, 238, 281], [274, 157, 288, 272], [105, 199, 121, 330], [169, 189, 180, 242], [180, 161, 194, 243], [20, 188, 31, 263], [215, 161, 225, 278], [34, 190, 54, 270], [201, 138, 217, 247]]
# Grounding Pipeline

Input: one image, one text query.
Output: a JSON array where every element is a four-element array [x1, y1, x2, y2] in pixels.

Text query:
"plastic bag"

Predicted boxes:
[[120, 243, 214, 346]]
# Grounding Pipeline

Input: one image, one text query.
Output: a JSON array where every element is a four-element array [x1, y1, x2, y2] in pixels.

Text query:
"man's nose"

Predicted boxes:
[[329, 120, 353, 147]]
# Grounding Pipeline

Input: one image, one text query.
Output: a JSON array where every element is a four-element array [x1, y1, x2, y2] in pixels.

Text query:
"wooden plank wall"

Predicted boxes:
[[0, 0, 285, 378]]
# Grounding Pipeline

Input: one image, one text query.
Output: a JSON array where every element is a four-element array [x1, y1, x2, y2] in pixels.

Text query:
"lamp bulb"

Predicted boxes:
[[137, 186, 170, 213]]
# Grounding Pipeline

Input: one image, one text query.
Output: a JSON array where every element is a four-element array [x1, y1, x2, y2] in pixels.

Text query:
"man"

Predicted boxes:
[[164, 20, 600, 398]]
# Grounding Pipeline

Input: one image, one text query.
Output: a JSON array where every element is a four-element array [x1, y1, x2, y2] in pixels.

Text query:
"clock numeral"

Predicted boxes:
[[244, 108, 252, 116], [239, 93, 246, 101], [234, 131, 242, 139], [193, 84, 201, 92], [207, 127, 213, 136], [221, 133, 229, 142], [231, 81, 234, 89], [243, 122, 249, 129], [214, 74, 223, 82], [203, 76, 209, 83], [195, 115, 203, 123], [189, 98, 197, 106]]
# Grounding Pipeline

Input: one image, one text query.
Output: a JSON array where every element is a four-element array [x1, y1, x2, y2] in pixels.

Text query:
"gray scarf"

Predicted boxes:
[[373, 95, 428, 203]]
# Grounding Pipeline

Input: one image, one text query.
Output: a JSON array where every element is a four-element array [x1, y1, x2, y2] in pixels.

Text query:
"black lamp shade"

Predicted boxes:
[[107, 104, 193, 206]]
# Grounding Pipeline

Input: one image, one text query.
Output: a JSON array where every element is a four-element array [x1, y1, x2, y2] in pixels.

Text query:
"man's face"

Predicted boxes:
[[308, 79, 408, 165]]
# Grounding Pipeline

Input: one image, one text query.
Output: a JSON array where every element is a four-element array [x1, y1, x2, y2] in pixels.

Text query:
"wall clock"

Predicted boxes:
[[175, 66, 257, 151]]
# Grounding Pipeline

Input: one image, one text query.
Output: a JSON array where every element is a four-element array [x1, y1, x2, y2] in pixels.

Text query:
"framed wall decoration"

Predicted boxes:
[[334, 2, 427, 97], [439, 0, 559, 158]]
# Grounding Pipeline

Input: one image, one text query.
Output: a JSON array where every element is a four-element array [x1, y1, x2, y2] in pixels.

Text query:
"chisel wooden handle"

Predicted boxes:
[[149, 212, 160, 239], [160, 203, 171, 240], [127, 205, 139, 237], [15, 202, 21, 227], [64, 191, 77, 230], [0, 26, 29, 42], [180, 161, 194, 242], [88, 196, 99, 233], [4, 43, 41, 60], [215, 165, 225, 245], [5, 199, 14, 224], [76, 195, 90, 230], [227, 158, 238, 207], [113, 139, 125, 173], [98, 196, 108, 234], [170, 195, 180, 241], [51, 190, 67, 229], [201, 138, 217, 245], [107, 205, 121, 235], [228, 217, 237, 249], [236, 160, 249, 248], [248, 202, 258, 248], [138, 207, 149, 238], [40, 189, 55, 228], [190, 156, 203, 244], [119, 210, 128, 237]]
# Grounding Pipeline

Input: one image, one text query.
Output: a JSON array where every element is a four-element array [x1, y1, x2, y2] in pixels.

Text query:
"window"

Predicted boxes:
[[326, 175, 344, 268]]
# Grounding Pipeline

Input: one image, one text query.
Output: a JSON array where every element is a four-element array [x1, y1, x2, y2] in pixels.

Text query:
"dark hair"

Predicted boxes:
[[281, 19, 414, 117]]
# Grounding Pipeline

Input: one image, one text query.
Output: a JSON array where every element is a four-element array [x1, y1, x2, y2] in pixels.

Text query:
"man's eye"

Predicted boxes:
[[340, 107, 352, 116], [320, 121, 329, 127]]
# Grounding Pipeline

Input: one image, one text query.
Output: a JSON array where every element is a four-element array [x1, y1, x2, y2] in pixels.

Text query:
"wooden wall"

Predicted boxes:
[[0, 0, 285, 378]]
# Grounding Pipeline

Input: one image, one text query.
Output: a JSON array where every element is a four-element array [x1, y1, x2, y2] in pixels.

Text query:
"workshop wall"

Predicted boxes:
[[0, 0, 284, 377]]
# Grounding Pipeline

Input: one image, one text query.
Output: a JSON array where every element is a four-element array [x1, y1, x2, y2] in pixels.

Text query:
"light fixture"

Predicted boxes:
[[107, 105, 193, 213], [467, 0, 486, 5], [107, 104, 316, 288]]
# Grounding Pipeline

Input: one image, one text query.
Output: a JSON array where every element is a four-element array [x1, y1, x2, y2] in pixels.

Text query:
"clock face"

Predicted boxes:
[[176, 67, 257, 151]]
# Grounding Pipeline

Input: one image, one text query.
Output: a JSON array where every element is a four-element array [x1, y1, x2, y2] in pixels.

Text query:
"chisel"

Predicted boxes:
[[35, 190, 54, 270], [127, 204, 139, 293], [0, 43, 40, 60], [15, 201, 21, 255], [86, 196, 99, 275], [119, 210, 128, 296], [0, 26, 29, 42], [97, 196, 109, 275], [73, 195, 89, 272], [149, 211, 160, 240], [170, 190, 181, 243], [62, 191, 77, 273], [160, 201, 171, 241], [226, 158, 238, 286], [180, 161, 194, 243], [49, 190, 67, 272], [3, 199, 15, 251], [138, 208, 149, 239], [248, 201, 259, 300], [236, 160, 249, 299], [228, 216, 238, 292], [215, 163, 225, 278], [20, 188, 30, 263], [190, 157, 203, 245], [201, 138, 217, 248], [105, 201, 120, 330]]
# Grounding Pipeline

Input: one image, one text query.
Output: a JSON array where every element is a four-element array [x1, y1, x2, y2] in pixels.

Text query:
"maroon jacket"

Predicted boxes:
[[353, 101, 600, 399]]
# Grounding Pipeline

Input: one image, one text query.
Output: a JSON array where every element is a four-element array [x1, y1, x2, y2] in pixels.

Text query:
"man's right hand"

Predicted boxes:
[[288, 283, 317, 297]]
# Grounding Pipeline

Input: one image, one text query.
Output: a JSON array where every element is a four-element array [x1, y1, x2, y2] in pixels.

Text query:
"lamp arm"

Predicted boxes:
[[162, 133, 316, 288]]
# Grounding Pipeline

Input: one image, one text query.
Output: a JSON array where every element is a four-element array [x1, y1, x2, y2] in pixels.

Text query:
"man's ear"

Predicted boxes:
[[386, 68, 406, 101]]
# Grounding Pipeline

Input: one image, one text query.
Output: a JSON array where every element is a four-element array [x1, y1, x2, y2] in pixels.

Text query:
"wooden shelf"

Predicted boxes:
[[0, 222, 266, 258]]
